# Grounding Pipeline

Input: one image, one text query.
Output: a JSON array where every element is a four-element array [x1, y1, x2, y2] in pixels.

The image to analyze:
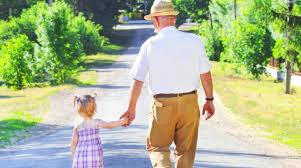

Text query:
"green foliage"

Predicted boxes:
[[67, 0, 124, 34], [197, 0, 278, 79], [173, 0, 210, 27], [35, 1, 84, 85], [0, 35, 33, 90], [0, 2, 47, 47], [271, 1, 301, 71], [221, 20, 274, 79], [0, 0, 44, 19], [199, 21, 223, 61], [0, 1, 109, 88], [72, 13, 108, 55]]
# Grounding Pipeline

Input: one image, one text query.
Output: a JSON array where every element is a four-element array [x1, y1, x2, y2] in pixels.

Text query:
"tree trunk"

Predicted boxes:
[[285, 60, 292, 94], [284, 0, 294, 94]]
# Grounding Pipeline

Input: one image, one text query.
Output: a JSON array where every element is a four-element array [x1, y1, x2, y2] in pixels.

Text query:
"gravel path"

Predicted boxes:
[[0, 21, 300, 168]]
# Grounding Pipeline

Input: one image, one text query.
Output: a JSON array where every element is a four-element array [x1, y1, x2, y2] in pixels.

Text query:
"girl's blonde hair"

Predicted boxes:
[[74, 93, 97, 117]]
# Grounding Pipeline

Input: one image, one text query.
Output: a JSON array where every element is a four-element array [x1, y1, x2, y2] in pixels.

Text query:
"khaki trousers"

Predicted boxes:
[[147, 93, 200, 168]]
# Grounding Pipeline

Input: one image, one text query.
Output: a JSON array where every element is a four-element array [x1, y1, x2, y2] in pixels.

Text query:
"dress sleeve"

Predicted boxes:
[[129, 43, 149, 81]]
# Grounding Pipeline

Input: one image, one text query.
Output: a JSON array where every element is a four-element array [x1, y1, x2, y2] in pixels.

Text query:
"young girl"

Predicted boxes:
[[71, 94, 128, 168]]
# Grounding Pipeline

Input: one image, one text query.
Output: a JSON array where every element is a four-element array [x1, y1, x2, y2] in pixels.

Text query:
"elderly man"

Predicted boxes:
[[120, 0, 215, 167]]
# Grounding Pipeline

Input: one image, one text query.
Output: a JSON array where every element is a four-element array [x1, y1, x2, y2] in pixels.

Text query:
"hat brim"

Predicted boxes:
[[144, 11, 179, 20]]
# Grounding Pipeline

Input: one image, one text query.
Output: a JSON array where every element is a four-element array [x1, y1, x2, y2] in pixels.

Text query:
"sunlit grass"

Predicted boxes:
[[0, 111, 41, 147], [83, 53, 119, 68], [211, 61, 301, 153]]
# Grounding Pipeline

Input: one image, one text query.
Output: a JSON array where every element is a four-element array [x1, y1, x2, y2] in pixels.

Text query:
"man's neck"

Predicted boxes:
[[156, 25, 176, 33]]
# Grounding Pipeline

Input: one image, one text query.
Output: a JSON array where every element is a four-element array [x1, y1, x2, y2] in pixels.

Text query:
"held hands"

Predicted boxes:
[[120, 108, 136, 126], [120, 117, 129, 125], [202, 101, 215, 120]]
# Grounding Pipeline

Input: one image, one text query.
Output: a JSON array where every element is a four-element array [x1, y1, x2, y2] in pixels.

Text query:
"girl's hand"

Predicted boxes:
[[120, 109, 136, 126], [121, 117, 129, 125]]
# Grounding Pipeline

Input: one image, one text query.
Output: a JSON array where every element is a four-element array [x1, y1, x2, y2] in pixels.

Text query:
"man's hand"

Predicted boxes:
[[120, 109, 136, 126], [121, 80, 143, 127], [202, 101, 215, 120]]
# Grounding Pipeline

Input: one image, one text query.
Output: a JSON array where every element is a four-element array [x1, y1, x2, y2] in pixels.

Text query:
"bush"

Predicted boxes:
[[0, 1, 111, 88], [221, 21, 274, 79], [0, 35, 33, 90], [16, 2, 48, 42], [199, 21, 223, 61], [0, 2, 48, 48], [0, 20, 17, 47], [34, 1, 84, 85], [72, 13, 108, 55]]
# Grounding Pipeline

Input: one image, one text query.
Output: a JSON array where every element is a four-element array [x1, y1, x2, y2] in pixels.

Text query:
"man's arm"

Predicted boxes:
[[120, 79, 144, 125], [200, 71, 213, 98], [200, 71, 215, 120]]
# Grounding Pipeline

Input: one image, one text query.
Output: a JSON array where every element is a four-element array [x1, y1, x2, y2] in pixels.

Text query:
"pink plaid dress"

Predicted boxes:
[[72, 128, 104, 168]]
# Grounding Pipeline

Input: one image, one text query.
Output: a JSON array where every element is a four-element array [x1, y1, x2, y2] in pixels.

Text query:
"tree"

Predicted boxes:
[[0, 0, 44, 19], [220, 20, 274, 79], [64, 0, 125, 35], [35, 1, 84, 85], [173, 0, 210, 27], [271, 0, 301, 94]]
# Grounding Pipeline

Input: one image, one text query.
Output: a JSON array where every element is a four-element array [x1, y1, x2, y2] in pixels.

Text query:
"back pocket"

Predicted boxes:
[[152, 102, 173, 125]]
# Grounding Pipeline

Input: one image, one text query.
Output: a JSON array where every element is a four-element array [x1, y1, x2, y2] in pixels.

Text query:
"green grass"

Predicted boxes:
[[0, 112, 41, 144], [83, 52, 119, 68], [211, 61, 301, 153], [0, 84, 71, 146], [0, 45, 121, 146], [179, 24, 199, 34]]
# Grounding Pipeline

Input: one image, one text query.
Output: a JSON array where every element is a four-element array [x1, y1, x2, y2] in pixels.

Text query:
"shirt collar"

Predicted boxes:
[[158, 26, 177, 34]]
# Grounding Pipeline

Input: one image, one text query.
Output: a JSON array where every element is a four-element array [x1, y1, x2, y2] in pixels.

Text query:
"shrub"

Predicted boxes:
[[16, 2, 48, 42], [221, 21, 274, 79], [34, 1, 84, 85], [0, 20, 17, 47], [72, 13, 108, 55], [0, 1, 112, 88], [0, 35, 33, 90], [199, 21, 223, 61]]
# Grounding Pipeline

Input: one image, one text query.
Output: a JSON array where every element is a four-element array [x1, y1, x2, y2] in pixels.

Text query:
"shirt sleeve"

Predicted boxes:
[[198, 39, 212, 74], [129, 44, 149, 81]]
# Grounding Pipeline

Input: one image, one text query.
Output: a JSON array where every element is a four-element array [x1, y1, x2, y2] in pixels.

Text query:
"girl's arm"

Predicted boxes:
[[70, 127, 78, 157], [96, 118, 128, 129]]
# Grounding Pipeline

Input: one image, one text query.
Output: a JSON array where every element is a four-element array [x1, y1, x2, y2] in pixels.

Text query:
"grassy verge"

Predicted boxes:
[[0, 44, 121, 147], [179, 24, 199, 33], [211, 61, 301, 153]]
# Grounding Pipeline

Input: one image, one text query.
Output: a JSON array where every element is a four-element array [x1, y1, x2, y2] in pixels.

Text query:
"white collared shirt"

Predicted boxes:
[[130, 26, 211, 95]]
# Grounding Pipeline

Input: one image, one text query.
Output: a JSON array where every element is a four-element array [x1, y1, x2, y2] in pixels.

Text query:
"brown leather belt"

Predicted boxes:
[[154, 90, 197, 98]]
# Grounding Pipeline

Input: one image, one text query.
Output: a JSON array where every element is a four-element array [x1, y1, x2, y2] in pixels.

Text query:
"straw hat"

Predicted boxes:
[[144, 0, 179, 20]]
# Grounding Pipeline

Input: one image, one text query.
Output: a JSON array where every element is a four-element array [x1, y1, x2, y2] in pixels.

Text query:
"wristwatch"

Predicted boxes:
[[205, 97, 214, 101]]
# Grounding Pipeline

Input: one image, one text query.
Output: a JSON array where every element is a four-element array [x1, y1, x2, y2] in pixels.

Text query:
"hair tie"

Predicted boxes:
[[91, 93, 97, 98], [73, 95, 80, 106]]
